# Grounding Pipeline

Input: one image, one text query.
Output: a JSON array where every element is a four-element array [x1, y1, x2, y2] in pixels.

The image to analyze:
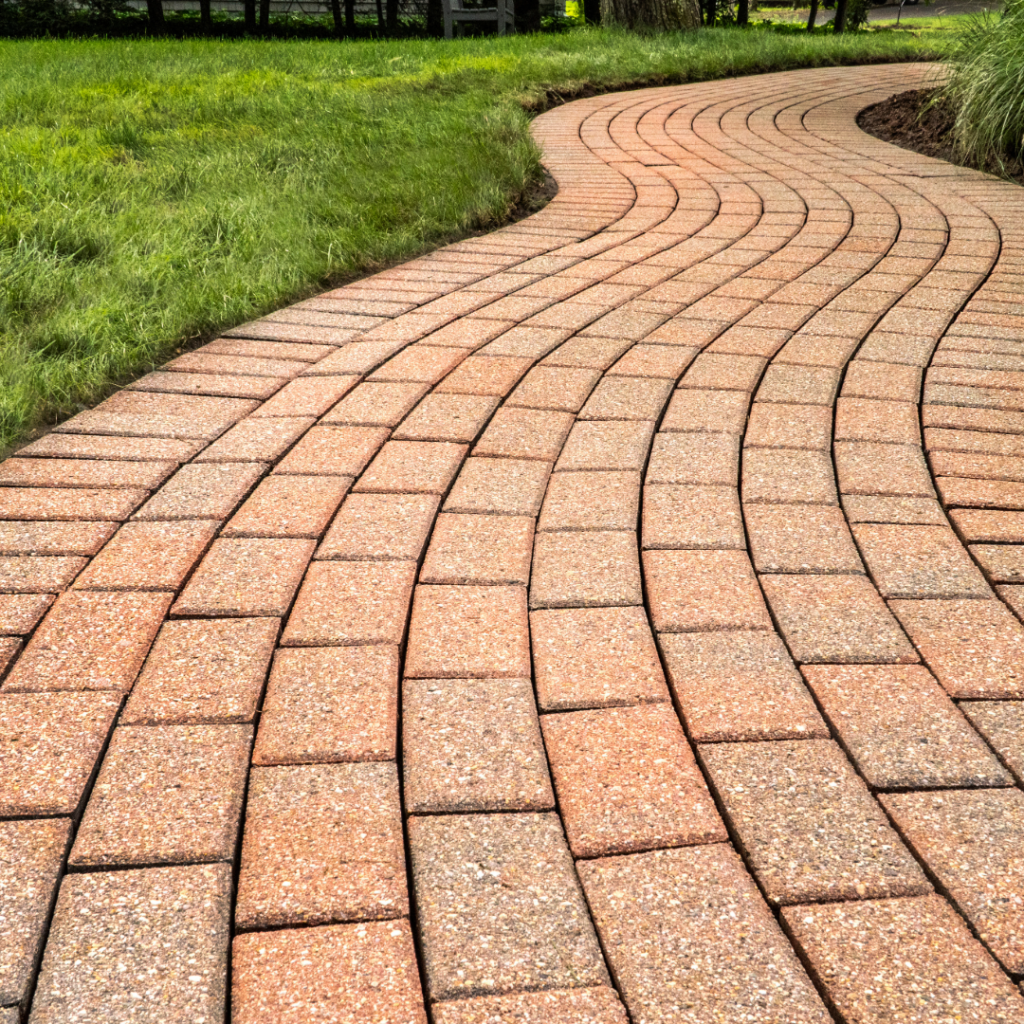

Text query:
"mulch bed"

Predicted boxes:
[[858, 87, 1024, 185]]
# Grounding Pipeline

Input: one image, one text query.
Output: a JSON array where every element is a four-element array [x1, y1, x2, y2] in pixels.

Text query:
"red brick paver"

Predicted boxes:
[[10, 63, 1024, 1023]]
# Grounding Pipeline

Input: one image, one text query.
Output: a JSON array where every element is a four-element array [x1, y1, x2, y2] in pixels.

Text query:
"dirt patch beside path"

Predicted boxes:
[[858, 87, 1024, 185]]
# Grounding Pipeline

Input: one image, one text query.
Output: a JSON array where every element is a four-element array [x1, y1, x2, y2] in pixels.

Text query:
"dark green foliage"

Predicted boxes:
[[941, 0, 1024, 171]]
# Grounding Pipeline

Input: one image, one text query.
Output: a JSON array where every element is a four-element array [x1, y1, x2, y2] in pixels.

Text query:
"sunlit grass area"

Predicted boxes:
[[870, 11, 999, 29], [750, 6, 995, 29], [0, 27, 953, 450]]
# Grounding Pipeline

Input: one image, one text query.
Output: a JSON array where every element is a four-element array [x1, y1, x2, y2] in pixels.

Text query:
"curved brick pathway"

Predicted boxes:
[[2, 63, 1024, 1024]]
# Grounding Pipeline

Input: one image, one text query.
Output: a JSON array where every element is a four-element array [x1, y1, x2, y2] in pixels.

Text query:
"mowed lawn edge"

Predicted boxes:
[[0, 28, 948, 452]]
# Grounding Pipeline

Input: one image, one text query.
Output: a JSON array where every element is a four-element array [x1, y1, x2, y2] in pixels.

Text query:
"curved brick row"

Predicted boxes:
[[1, 63, 1024, 1024]]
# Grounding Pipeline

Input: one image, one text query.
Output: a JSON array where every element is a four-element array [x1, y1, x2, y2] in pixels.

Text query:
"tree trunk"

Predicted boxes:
[[259, 0, 270, 31], [244, 0, 256, 31], [345, 0, 355, 32], [833, 0, 847, 30], [601, 0, 698, 29], [583, 0, 600, 20], [737, 0, 748, 24], [375, 0, 384, 29], [199, 0, 212, 29], [386, 0, 397, 29], [805, 0, 817, 28], [329, 0, 343, 32], [146, 0, 163, 29]]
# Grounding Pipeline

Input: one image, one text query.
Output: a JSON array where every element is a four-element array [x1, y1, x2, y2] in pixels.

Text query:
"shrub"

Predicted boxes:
[[942, 0, 1024, 171]]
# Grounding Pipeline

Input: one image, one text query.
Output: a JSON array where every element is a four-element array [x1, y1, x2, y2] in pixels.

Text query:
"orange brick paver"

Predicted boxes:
[[6, 63, 1024, 1023]]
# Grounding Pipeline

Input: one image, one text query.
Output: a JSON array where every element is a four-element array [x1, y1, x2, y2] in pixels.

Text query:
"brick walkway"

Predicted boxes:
[[2, 62, 1024, 1024]]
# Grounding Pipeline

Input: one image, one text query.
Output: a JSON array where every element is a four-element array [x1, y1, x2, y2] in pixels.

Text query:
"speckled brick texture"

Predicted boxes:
[[232, 921, 427, 1024], [123, 617, 279, 725], [890, 599, 1024, 698], [579, 845, 832, 1024], [644, 549, 772, 632], [882, 788, 1024, 973], [852, 523, 990, 598], [761, 574, 918, 664], [538, 471, 640, 532], [530, 606, 668, 710], [782, 896, 1024, 1024], [133, 461, 265, 521], [354, 440, 467, 494], [235, 761, 406, 930], [660, 631, 828, 742], [432, 987, 629, 1024], [0, 521, 116, 558], [4, 591, 171, 692], [317, 492, 439, 561], [0, 818, 71, 1007], [172, 537, 314, 618], [405, 585, 530, 678], [69, 724, 251, 867], [643, 483, 744, 549], [542, 704, 725, 857], [409, 813, 608, 1000], [421, 513, 534, 585], [282, 561, 416, 646], [0, 692, 120, 817], [403, 677, 553, 813], [801, 664, 1009, 789], [72, 520, 217, 591], [530, 531, 642, 609], [961, 701, 1024, 782], [30, 864, 232, 1024], [223, 474, 351, 539], [443, 457, 551, 516], [701, 739, 930, 905], [253, 645, 398, 765]]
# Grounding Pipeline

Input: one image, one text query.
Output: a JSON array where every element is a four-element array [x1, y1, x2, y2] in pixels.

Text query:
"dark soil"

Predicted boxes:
[[858, 88, 956, 159], [858, 87, 1024, 185]]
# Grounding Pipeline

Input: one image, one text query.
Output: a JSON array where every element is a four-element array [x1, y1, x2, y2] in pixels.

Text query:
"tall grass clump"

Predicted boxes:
[[942, 0, 1024, 172]]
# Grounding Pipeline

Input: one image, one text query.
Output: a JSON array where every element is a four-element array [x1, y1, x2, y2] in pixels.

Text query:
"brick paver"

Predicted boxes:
[[542, 704, 725, 857], [802, 664, 1010, 789], [579, 845, 832, 1023], [432, 987, 628, 1024], [409, 812, 607, 1001], [69, 724, 250, 867], [235, 761, 406, 929], [0, 819, 70, 1008], [783, 896, 1024, 1023], [252, 645, 399, 765], [701, 739, 930, 905], [882, 788, 1024, 972], [30, 864, 232, 1024], [0, 692, 120, 816], [232, 921, 427, 1024], [123, 617, 279, 725], [9, 62, 1024, 1022]]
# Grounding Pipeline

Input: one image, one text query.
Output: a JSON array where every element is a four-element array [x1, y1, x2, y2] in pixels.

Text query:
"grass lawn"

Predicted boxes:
[[1, 26, 952, 451], [750, 8, 994, 29]]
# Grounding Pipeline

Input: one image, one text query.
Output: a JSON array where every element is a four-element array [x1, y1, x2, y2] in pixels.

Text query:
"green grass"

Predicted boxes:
[[0, 27, 951, 451], [749, 6, 992, 30], [869, 12, 1000, 30], [941, 0, 1024, 169]]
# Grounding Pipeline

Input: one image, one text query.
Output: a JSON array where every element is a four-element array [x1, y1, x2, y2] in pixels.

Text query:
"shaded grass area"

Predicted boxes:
[[1, 28, 949, 450]]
